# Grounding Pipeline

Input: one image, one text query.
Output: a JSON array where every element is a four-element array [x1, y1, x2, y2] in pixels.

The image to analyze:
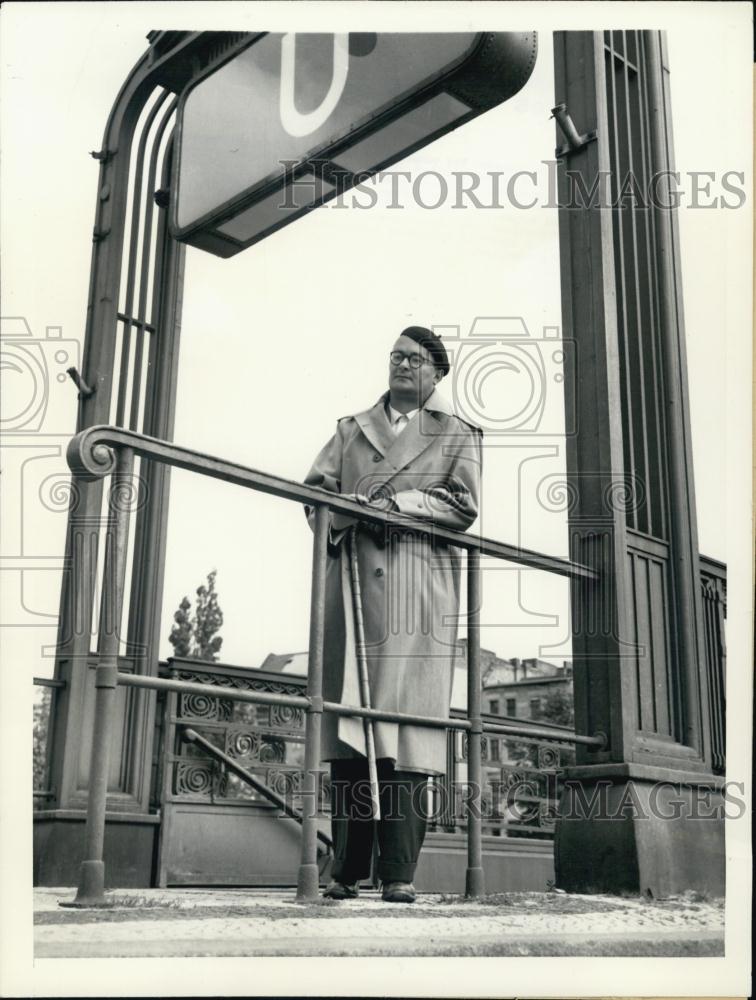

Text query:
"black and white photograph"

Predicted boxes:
[[0, 1, 751, 996]]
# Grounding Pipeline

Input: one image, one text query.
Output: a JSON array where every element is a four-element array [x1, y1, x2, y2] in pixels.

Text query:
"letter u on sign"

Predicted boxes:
[[280, 34, 350, 138], [172, 32, 538, 256]]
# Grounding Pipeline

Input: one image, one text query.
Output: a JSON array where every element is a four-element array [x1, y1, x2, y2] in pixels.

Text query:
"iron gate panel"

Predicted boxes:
[[156, 659, 322, 886]]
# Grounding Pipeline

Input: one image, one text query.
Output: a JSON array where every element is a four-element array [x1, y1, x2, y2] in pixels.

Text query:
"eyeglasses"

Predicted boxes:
[[389, 351, 434, 370]]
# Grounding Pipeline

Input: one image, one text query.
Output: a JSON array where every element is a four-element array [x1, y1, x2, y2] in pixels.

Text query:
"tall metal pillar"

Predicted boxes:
[[47, 51, 164, 818], [552, 31, 724, 896]]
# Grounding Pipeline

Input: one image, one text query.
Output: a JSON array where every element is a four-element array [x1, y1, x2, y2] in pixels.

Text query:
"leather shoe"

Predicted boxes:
[[381, 881, 416, 903], [323, 880, 359, 900]]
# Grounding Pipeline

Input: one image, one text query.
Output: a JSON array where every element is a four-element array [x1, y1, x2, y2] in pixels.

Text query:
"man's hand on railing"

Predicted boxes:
[[344, 491, 397, 513], [331, 492, 398, 546]]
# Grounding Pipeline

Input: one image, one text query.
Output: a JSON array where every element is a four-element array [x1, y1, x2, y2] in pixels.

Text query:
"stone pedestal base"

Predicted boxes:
[[34, 811, 160, 888], [554, 766, 726, 897]]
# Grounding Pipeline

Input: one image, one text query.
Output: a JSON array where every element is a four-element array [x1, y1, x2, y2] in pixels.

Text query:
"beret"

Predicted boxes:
[[400, 325, 450, 378]]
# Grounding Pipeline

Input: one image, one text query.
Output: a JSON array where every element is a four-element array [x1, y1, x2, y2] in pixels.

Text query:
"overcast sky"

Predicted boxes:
[[1, 2, 750, 678]]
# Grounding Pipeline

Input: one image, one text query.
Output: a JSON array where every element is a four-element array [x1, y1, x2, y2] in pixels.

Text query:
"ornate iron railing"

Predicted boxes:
[[445, 712, 577, 839], [160, 659, 310, 808], [179, 727, 333, 854], [155, 657, 573, 848]]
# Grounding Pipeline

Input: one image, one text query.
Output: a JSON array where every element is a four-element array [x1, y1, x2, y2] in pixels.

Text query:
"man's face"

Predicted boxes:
[[388, 334, 440, 401]]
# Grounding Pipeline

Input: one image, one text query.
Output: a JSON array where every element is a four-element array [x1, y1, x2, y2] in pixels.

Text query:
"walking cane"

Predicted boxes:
[[348, 525, 381, 821]]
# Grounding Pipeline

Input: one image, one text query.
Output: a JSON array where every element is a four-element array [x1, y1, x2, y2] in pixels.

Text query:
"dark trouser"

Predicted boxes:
[[329, 758, 429, 884]]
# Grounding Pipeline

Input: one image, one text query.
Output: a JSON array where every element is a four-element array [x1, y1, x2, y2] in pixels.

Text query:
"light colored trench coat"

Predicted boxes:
[[304, 389, 482, 775]]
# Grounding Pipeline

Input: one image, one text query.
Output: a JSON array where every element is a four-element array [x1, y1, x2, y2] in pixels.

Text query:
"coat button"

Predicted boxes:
[[375, 568, 384, 577], [372, 454, 382, 463]]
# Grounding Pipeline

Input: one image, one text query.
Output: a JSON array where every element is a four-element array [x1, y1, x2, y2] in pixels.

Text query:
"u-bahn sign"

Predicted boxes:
[[170, 32, 537, 257]]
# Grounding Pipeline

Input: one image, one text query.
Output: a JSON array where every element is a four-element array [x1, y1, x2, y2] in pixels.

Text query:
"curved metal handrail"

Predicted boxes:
[[66, 424, 598, 581]]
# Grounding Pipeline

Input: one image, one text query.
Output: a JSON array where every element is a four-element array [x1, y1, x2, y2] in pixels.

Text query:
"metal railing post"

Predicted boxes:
[[296, 504, 329, 901], [465, 548, 485, 898], [62, 447, 134, 907]]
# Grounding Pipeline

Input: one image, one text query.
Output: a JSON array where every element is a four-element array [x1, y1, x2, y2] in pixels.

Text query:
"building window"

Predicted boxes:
[[506, 698, 517, 717], [490, 739, 500, 762], [489, 698, 499, 715], [529, 698, 542, 720]]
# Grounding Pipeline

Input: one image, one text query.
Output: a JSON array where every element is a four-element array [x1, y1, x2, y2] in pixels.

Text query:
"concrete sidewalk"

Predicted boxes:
[[34, 887, 724, 958]]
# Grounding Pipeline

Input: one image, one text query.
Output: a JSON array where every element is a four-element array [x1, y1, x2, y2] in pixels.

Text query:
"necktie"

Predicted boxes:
[[393, 414, 408, 436]]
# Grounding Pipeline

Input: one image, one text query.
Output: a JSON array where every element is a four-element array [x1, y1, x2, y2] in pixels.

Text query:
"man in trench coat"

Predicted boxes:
[[304, 326, 482, 902]]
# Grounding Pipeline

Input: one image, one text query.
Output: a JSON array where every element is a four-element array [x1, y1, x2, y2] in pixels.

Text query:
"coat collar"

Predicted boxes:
[[352, 389, 454, 476]]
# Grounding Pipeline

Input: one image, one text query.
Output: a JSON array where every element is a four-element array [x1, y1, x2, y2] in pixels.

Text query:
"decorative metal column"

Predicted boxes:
[[37, 32, 251, 887], [552, 31, 724, 897]]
